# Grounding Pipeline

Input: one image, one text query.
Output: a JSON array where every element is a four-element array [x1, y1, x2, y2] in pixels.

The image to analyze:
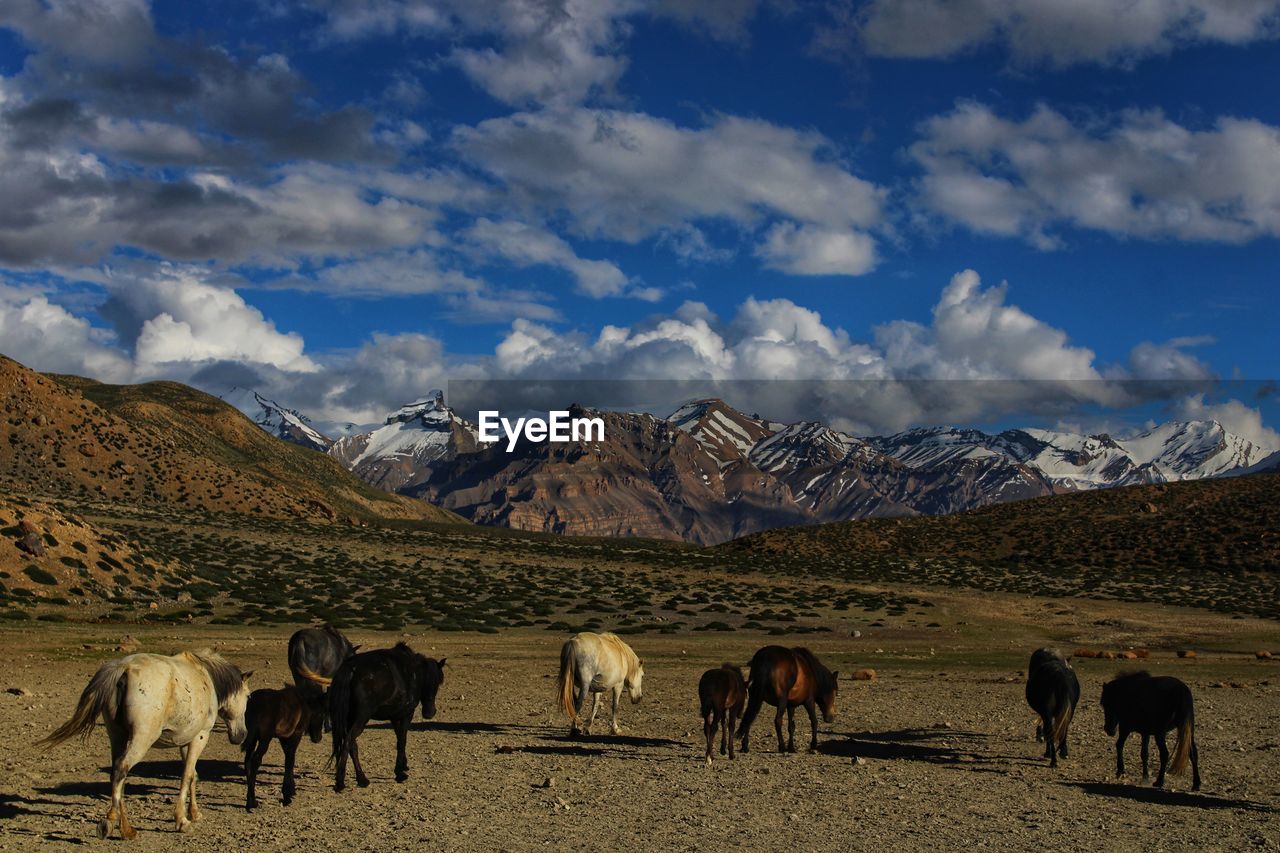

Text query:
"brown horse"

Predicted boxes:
[[738, 646, 838, 754], [242, 686, 326, 811], [698, 664, 746, 765]]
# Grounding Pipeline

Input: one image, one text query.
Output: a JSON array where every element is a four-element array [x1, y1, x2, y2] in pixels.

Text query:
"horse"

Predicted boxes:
[[38, 650, 252, 839], [738, 646, 838, 754], [1025, 648, 1080, 767], [698, 664, 746, 765], [288, 625, 358, 728], [557, 631, 645, 737], [299, 642, 445, 791], [242, 685, 327, 811], [1101, 671, 1201, 791]]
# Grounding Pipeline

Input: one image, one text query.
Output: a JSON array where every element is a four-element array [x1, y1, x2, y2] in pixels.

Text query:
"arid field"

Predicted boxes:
[[2, 590, 1277, 851]]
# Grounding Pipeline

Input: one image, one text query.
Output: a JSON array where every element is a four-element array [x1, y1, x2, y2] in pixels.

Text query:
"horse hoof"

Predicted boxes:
[[334, 784, 345, 794], [395, 773, 408, 784], [121, 827, 137, 841], [178, 821, 193, 834], [282, 797, 293, 807], [357, 778, 371, 788], [98, 819, 111, 839], [704, 756, 712, 768]]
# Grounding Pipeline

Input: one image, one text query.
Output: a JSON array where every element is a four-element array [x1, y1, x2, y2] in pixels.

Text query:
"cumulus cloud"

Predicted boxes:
[[463, 218, 637, 298], [1176, 394, 1280, 450], [458, 108, 883, 261], [0, 284, 134, 381], [910, 102, 1280, 246], [754, 222, 878, 276], [847, 0, 1280, 66]]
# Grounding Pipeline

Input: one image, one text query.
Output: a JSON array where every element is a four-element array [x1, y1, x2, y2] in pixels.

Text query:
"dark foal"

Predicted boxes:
[[242, 685, 326, 810], [1101, 671, 1201, 791], [1025, 648, 1080, 768], [738, 646, 838, 754], [698, 664, 747, 765]]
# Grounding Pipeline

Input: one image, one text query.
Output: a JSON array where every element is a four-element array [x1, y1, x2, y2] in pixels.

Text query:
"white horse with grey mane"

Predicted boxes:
[[558, 632, 645, 736], [39, 650, 252, 840]]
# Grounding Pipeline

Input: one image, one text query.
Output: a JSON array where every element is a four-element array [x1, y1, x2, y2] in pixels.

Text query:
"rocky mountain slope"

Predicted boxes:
[[0, 356, 462, 527], [287, 391, 1274, 544]]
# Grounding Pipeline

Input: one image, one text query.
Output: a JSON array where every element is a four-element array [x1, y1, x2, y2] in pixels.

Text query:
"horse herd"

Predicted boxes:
[[39, 627, 1201, 840]]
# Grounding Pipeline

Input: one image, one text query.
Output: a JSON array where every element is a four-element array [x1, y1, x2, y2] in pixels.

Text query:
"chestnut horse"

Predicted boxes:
[[242, 685, 326, 811], [698, 664, 746, 765], [738, 646, 838, 754]]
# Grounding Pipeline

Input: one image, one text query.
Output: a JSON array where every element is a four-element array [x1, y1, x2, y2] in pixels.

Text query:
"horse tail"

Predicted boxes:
[[328, 664, 354, 763], [38, 660, 127, 748], [1052, 695, 1073, 746], [558, 640, 579, 725], [1170, 716, 1193, 775], [296, 664, 333, 687]]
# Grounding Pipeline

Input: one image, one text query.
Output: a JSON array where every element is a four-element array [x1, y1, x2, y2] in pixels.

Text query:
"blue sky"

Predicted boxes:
[[0, 0, 1277, 440]]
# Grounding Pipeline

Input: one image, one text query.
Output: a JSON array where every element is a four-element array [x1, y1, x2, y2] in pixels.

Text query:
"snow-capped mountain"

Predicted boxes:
[[222, 387, 333, 452], [328, 391, 480, 492], [233, 389, 1276, 544]]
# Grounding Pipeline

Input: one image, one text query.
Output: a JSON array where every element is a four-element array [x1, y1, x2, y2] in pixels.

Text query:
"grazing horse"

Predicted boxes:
[[300, 643, 445, 791], [242, 686, 326, 811], [288, 625, 357, 728], [738, 646, 838, 754], [39, 651, 252, 839], [698, 664, 747, 765], [557, 632, 645, 737], [1025, 648, 1080, 767], [1101, 671, 1201, 791]]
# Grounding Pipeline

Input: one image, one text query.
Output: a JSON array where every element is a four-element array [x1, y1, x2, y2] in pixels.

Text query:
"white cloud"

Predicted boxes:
[[754, 222, 878, 276], [1176, 394, 1280, 450], [851, 0, 1280, 66], [910, 102, 1280, 245], [458, 108, 883, 257], [0, 284, 133, 381], [463, 218, 637, 298], [100, 265, 318, 374]]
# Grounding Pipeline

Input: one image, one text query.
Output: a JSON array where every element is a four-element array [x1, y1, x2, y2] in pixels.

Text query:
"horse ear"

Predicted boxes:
[[437, 658, 447, 667], [351, 644, 362, 653], [242, 670, 255, 681], [831, 671, 839, 682]]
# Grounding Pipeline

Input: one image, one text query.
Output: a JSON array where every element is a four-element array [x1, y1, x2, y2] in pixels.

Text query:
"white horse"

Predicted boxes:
[[40, 650, 252, 839], [557, 632, 644, 736]]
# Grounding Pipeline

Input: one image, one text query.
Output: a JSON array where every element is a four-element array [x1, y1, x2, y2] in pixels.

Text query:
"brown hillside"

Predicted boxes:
[[722, 474, 1279, 576], [0, 355, 461, 525]]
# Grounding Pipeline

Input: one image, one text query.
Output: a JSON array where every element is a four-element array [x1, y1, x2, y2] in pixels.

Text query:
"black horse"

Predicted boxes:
[[289, 626, 358, 697], [321, 643, 445, 792], [1025, 648, 1080, 767], [1101, 671, 1201, 791]]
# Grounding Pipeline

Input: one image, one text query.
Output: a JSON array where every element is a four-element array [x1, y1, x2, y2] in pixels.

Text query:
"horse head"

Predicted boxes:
[[419, 657, 445, 720], [625, 658, 645, 704], [1100, 682, 1117, 736], [819, 670, 839, 723], [218, 670, 253, 746]]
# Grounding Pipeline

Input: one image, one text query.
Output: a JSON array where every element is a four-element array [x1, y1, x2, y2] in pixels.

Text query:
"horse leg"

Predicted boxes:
[[719, 708, 728, 756], [774, 704, 788, 753], [726, 708, 737, 760], [334, 728, 351, 793], [1140, 734, 1150, 781], [1058, 708, 1072, 758], [175, 730, 209, 832], [805, 700, 820, 753], [349, 723, 371, 788], [246, 733, 270, 811], [1114, 729, 1129, 778], [393, 715, 410, 783], [573, 681, 593, 736], [585, 691, 602, 736], [738, 686, 762, 754], [1153, 732, 1169, 788], [609, 685, 622, 736], [282, 733, 301, 805], [1045, 714, 1057, 767], [704, 709, 716, 766], [101, 722, 127, 839]]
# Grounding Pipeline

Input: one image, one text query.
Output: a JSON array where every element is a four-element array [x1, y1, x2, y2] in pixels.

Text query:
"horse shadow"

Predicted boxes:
[[411, 721, 535, 736], [98, 758, 243, 784], [819, 728, 992, 765], [1061, 781, 1276, 812]]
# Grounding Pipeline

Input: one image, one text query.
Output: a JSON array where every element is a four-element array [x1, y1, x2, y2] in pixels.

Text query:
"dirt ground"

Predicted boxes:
[[1, 592, 1278, 851]]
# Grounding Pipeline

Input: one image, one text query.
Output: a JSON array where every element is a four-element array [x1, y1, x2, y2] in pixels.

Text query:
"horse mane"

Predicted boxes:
[[598, 632, 641, 675], [187, 650, 244, 704], [792, 647, 835, 694], [393, 641, 417, 655]]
